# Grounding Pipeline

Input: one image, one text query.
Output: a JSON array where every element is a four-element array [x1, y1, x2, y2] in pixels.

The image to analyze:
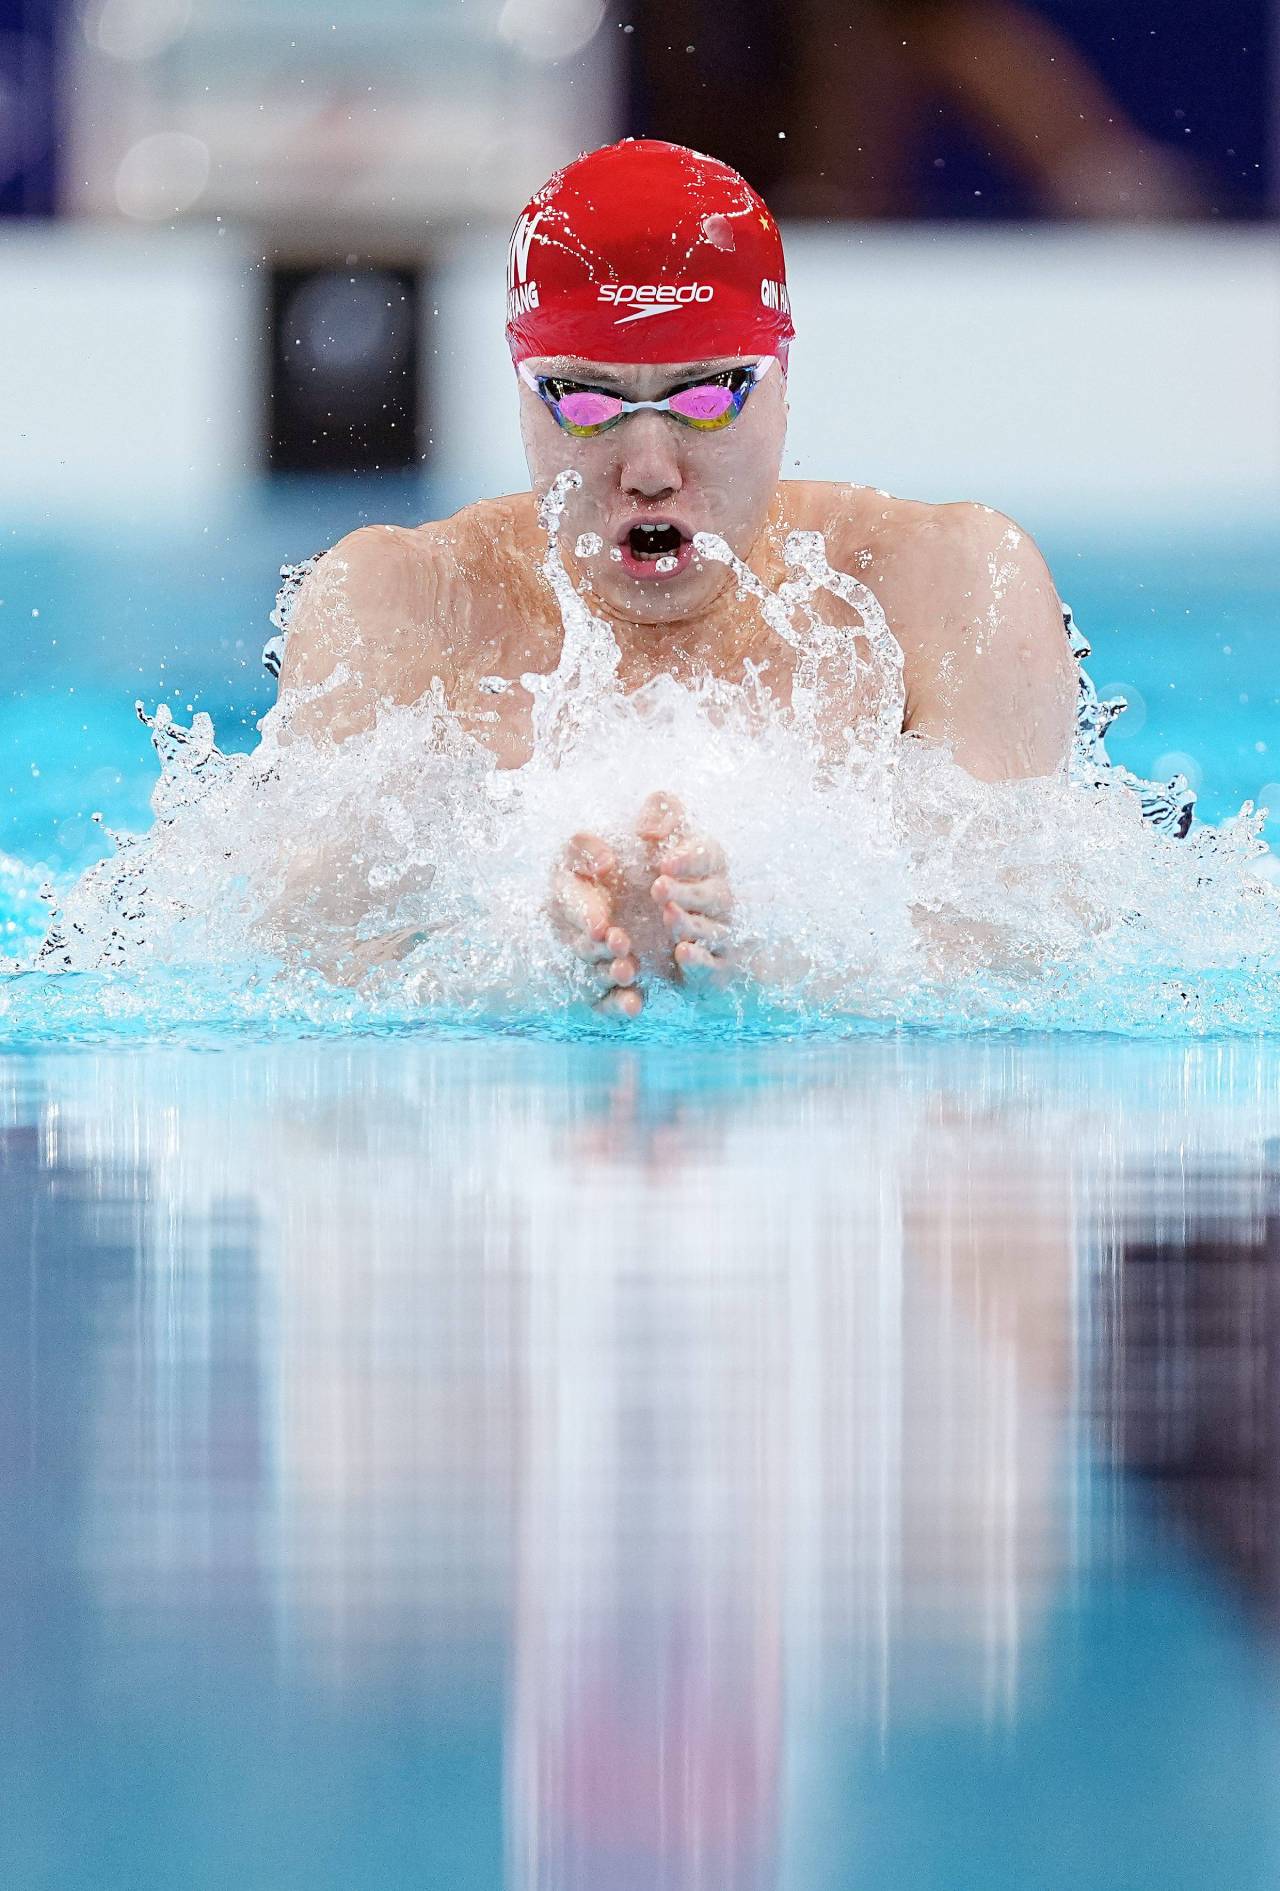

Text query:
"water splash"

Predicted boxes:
[[4, 494, 1279, 1041]]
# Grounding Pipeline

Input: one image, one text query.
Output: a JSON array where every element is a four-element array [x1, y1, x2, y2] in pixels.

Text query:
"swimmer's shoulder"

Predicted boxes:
[[404, 493, 553, 631], [775, 480, 937, 614], [307, 492, 540, 606], [279, 521, 444, 695], [779, 481, 1053, 605], [283, 495, 542, 682], [413, 493, 559, 666], [413, 491, 545, 586], [779, 479, 969, 558], [856, 497, 1062, 644], [778, 476, 1028, 552]]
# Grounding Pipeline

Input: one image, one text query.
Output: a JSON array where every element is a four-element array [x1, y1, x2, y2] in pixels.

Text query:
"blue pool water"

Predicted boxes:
[[2, 1035, 1280, 1889], [2, 492, 1279, 1885]]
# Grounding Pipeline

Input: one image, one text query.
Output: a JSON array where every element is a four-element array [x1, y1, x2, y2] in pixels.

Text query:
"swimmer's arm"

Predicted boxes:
[[900, 504, 1076, 782], [263, 524, 456, 967], [894, 507, 1088, 976]]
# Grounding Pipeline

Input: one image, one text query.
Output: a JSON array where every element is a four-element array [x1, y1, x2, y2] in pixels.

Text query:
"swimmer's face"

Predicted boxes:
[[517, 355, 787, 626]]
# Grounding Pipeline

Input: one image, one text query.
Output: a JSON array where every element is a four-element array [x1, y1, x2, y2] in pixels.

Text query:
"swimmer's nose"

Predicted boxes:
[[617, 414, 683, 501]]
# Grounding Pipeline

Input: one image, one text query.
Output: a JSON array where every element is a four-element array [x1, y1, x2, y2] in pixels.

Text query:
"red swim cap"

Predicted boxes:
[[505, 139, 795, 369]]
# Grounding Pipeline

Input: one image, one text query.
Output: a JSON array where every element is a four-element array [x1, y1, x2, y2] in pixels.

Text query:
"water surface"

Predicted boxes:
[[3, 1036, 1279, 1888]]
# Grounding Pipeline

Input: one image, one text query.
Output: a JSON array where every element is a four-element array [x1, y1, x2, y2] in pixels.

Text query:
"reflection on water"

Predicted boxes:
[[1097, 1146, 1280, 1627], [2, 1039, 1279, 1889]]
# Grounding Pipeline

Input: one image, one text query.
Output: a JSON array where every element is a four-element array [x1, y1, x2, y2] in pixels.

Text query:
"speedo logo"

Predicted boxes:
[[599, 282, 715, 325]]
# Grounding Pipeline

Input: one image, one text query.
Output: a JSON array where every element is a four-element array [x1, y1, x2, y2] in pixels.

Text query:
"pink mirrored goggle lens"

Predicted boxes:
[[667, 383, 737, 423], [557, 389, 624, 430], [536, 366, 764, 434]]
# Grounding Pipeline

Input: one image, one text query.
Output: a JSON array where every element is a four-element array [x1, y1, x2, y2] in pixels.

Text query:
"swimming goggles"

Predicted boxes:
[[519, 356, 775, 438]]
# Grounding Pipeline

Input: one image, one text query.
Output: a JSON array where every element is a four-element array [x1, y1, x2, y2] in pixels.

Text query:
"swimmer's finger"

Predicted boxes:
[[592, 953, 637, 991], [551, 868, 613, 945], [656, 836, 726, 880], [651, 871, 732, 918], [333, 923, 429, 984], [574, 929, 633, 977], [636, 791, 687, 845], [596, 984, 644, 1021], [663, 902, 730, 949], [549, 867, 593, 930], [568, 929, 618, 967], [674, 940, 729, 990], [357, 923, 429, 967], [563, 832, 619, 882]]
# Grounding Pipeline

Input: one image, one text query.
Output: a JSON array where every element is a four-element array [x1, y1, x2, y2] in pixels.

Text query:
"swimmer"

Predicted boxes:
[[276, 138, 1076, 1017]]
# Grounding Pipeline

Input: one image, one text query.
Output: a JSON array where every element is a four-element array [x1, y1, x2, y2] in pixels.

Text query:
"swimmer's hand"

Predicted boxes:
[[287, 922, 430, 989], [342, 924, 429, 978], [637, 792, 735, 993], [550, 833, 642, 1020]]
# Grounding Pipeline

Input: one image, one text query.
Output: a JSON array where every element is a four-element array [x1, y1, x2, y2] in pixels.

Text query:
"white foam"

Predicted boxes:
[[17, 478, 1280, 1035]]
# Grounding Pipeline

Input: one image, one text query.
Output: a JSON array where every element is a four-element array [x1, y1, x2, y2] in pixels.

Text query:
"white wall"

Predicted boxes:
[[433, 224, 1280, 529], [0, 226, 258, 524], [783, 226, 1280, 525], [1, 222, 1276, 530]]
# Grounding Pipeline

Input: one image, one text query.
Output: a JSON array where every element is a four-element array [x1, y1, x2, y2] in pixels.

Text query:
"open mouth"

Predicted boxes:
[[616, 520, 696, 580]]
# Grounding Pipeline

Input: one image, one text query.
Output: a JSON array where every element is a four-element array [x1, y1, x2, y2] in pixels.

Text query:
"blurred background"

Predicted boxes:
[[0, 0, 1277, 877]]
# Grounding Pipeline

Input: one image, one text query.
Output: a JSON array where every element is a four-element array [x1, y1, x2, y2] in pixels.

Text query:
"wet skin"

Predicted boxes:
[[279, 354, 1077, 1015]]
